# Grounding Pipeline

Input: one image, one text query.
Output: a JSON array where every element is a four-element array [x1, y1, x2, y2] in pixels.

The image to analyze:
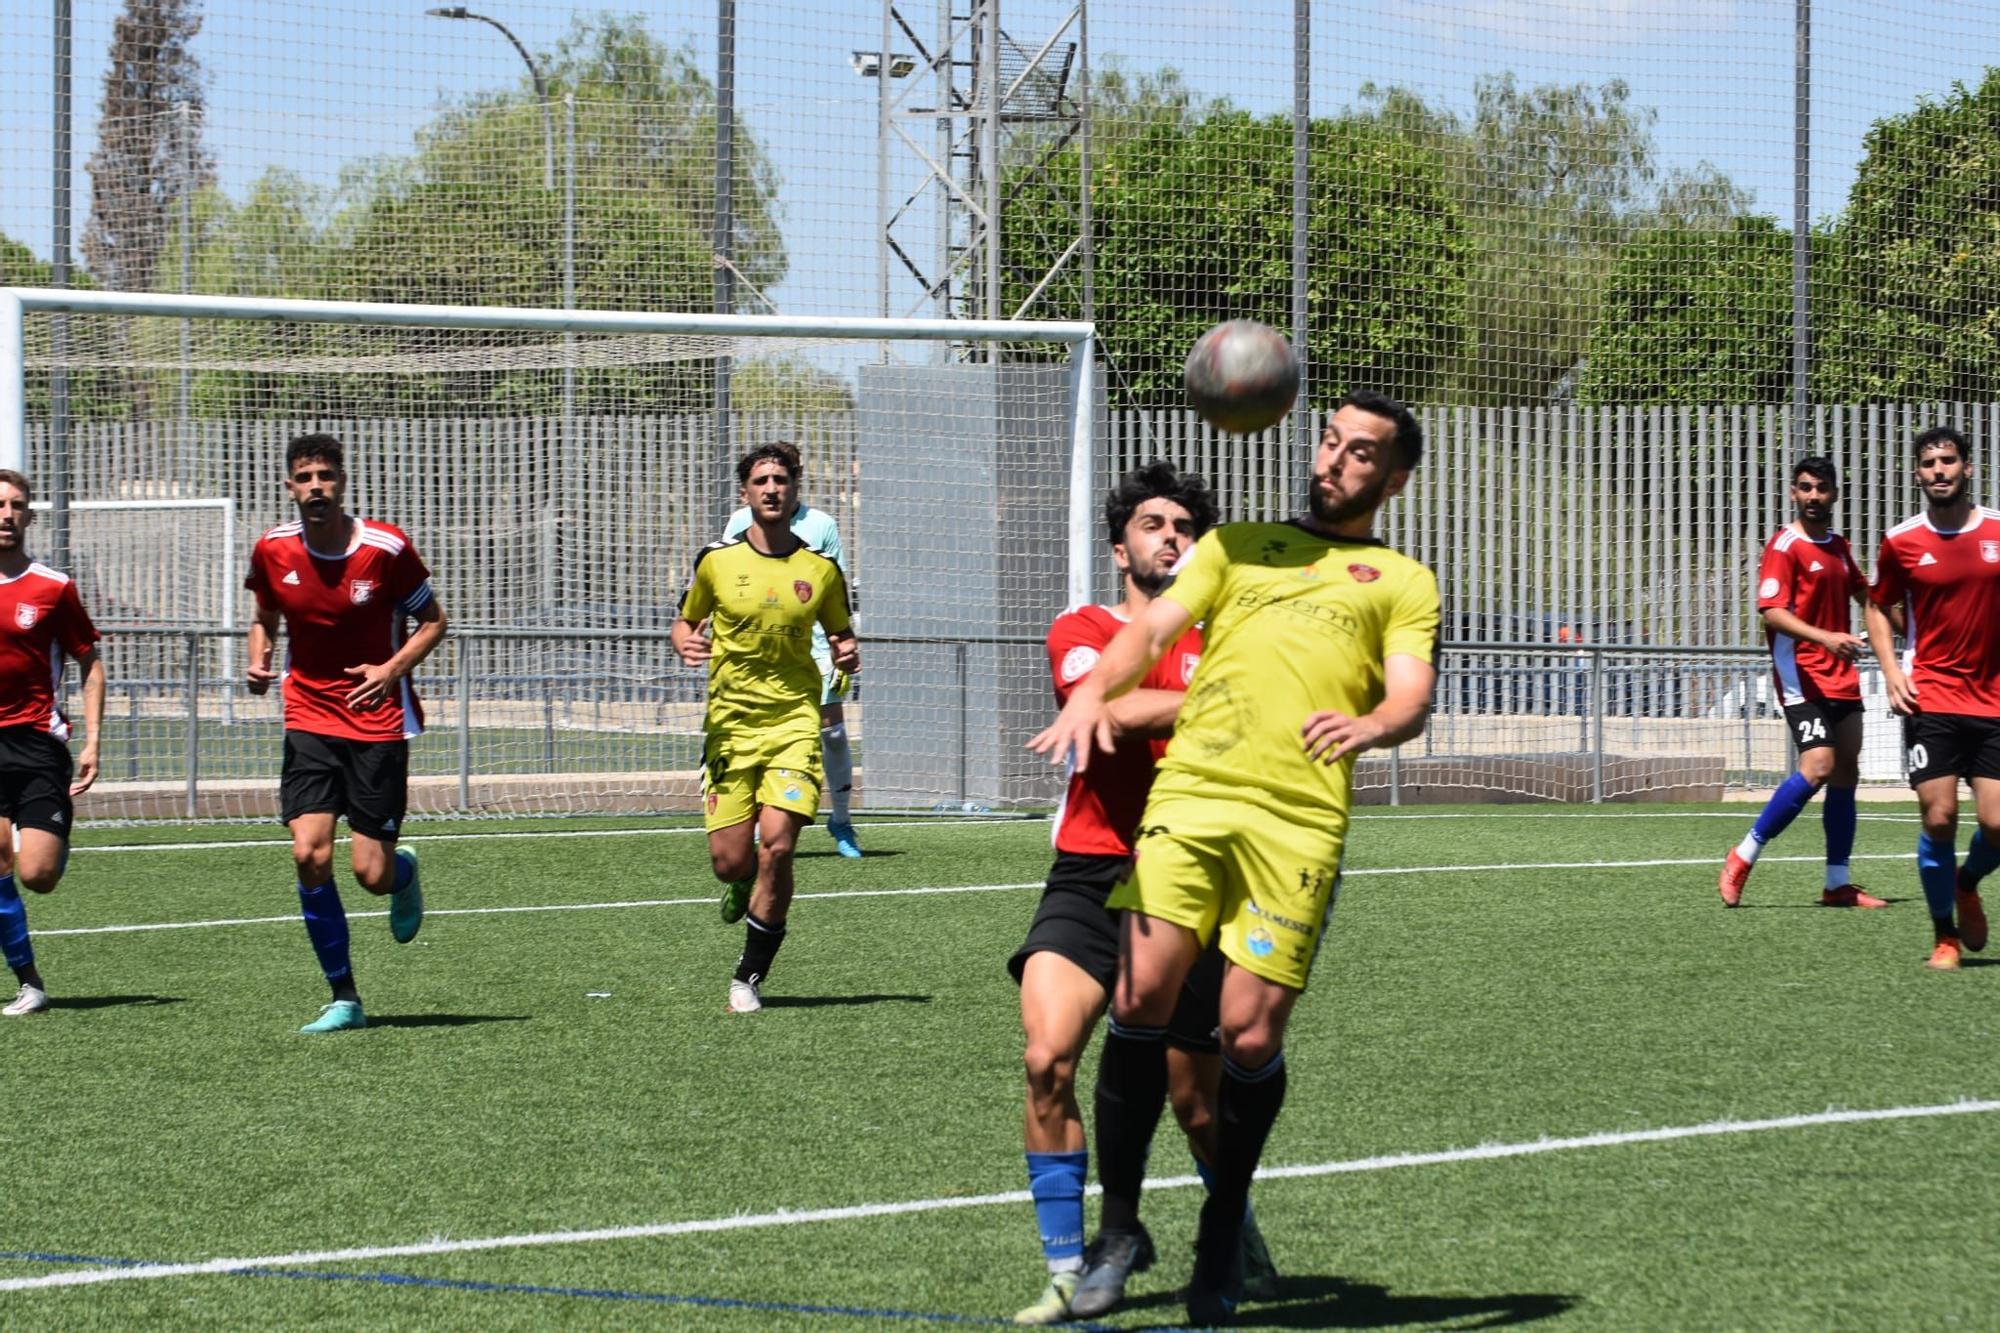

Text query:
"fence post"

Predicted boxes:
[[184, 630, 200, 819], [1388, 745, 1402, 806], [1590, 649, 1605, 805], [542, 667, 556, 775], [457, 637, 472, 813], [955, 641, 968, 807]]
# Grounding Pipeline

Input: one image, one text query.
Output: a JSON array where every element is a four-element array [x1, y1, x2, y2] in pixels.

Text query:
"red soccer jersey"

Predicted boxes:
[[245, 518, 434, 742], [0, 562, 99, 739], [1047, 605, 1204, 858], [1869, 507, 2000, 718], [1757, 525, 1865, 704]]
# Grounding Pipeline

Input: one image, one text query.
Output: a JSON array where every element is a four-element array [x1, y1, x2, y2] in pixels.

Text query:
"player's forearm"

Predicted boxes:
[[247, 616, 277, 667], [1762, 606, 1841, 646], [386, 608, 447, 678], [1104, 688, 1183, 739], [1863, 603, 1902, 678], [78, 653, 105, 747]]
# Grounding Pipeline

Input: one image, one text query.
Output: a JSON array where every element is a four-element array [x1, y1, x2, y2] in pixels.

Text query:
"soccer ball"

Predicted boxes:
[[1183, 320, 1300, 435]]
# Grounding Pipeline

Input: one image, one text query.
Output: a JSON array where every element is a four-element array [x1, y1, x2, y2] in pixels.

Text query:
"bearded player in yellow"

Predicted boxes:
[[1032, 390, 1438, 1324], [674, 443, 860, 1015]]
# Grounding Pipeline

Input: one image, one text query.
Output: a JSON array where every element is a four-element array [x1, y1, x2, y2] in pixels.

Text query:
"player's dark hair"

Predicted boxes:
[[286, 433, 345, 475], [1914, 425, 1970, 463], [1339, 390, 1424, 469], [1793, 455, 1838, 490], [737, 440, 802, 485], [0, 468, 31, 503], [1104, 460, 1218, 546]]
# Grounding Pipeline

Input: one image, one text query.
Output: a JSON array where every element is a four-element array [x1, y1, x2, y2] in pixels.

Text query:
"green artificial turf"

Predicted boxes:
[[3, 804, 1997, 1328]]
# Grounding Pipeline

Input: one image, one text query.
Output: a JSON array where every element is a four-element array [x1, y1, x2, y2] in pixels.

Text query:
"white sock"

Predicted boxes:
[[1735, 832, 1763, 864], [822, 722, 853, 823], [1050, 1255, 1084, 1276], [1825, 863, 1851, 889]]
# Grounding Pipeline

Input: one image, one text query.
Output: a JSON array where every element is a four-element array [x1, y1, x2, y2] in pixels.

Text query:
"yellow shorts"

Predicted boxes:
[[1108, 789, 1345, 991], [702, 730, 822, 833]]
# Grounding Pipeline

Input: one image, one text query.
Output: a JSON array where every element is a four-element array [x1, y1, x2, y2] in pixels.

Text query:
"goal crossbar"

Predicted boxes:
[[0, 287, 1101, 605]]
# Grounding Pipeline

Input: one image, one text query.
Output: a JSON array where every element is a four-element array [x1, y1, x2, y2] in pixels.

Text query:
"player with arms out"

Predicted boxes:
[[719, 445, 863, 858], [1032, 391, 1438, 1325], [674, 444, 859, 1015], [0, 470, 104, 1017], [244, 434, 447, 1032], [1865, 426, 2000, 970], [1720, 456, 1883, 908], [1009, 463, 1274, 1325]]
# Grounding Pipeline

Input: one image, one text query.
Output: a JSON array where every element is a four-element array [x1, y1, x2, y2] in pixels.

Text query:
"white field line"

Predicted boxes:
[[5, 1097, 1994, 1294], [70, 811, 1922, 855], [72, 817, 1018, 856], [36, 851, 1917, 940]]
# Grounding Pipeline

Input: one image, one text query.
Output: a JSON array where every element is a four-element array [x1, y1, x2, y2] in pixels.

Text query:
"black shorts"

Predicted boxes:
[[1783, 698, 1863, 753], [1904, 713, 2000, 786], [280, 730, 410, 840], [0, 725, 75, 837], [1008, 851, 1224, 1055]]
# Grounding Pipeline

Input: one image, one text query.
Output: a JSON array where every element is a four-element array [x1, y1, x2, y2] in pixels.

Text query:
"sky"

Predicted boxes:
[[6, 0, 2000, 327]]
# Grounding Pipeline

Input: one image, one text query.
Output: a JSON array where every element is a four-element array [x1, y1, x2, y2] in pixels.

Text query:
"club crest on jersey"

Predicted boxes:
[[794, 580, 813, 603], [350, 579, 374, 605], [1983, 541, 2000, 564], [1180, 653, 1200, 685], [1348, 563, 1381, 583], [1061, 645, 1100, 683], [1758, 576, 1781, 599], [13, 603, 39, 629]]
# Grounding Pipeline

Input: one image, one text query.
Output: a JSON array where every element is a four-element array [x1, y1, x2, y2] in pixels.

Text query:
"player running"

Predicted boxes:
[[1032, 391, 1439, 1324], [1864, 426, 2000, 970], [720, 446, 863, 858], [1720, 456, 1883, 908], [1010, 463, 1274, 1325], [674, 443, 859, 1015], [244, 434, 447, 1033], [0, 470, 104, 1017]]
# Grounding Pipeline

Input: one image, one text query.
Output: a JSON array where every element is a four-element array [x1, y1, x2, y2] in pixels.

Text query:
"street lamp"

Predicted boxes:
[[852, 46, 915, 321], [426, 6, 553, 190]]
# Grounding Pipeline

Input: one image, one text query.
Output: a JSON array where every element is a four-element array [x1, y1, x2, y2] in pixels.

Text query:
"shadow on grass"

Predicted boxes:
[[793, 849, 904, 861], [46, 994, 184, 1010], [759, 993, 932, 1009], [366, 1014, 531, 1029], [1122, 1274, 1578, 1329]]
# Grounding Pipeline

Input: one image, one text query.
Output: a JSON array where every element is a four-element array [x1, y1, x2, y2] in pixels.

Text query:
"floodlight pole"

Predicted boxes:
[[1791, 0, 1811, 456], [426, 7, 553, 191]]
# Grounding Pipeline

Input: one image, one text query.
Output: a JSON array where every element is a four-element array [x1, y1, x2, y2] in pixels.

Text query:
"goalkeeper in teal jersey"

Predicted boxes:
[[719, 443, 862, 858]]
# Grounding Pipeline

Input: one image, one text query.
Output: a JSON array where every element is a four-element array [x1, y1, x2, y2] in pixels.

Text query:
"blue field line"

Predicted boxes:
[[0, 1249, 1130, 1329]]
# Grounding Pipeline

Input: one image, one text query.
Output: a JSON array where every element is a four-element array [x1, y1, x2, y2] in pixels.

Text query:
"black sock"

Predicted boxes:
[[1094, 1019, 1169, 1234], [734, 911, 787, 985], [1194, 1052, 1289, 1287]]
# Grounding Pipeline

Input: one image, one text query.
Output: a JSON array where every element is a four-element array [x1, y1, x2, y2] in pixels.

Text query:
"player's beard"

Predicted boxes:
[[1310, 469, 1394, 527], [1926, 473, 1970, 510], [1130, 561, 1173, 596]]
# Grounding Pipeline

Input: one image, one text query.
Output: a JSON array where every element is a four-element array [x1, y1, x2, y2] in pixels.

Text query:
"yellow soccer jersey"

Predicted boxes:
[[1155, 520, 1439, 822], [679, 538, 852, 744]]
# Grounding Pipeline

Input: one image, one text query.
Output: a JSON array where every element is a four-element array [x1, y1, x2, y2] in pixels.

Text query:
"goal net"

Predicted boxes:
[[2, 289, 1094, 821]]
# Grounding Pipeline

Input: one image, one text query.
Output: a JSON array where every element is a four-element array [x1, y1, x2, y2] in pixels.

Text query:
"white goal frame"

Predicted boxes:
[[0, 287, 1102, 606]]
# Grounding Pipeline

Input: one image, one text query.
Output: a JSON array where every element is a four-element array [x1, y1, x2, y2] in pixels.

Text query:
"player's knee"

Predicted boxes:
[[291, 838, 333, 882], [1921, 813, 1958, 844], [1167, 1078, 1212, 1141], [1022, 1038, 1079, 1105], [1219, 1017, 1283, 1069], [711, 848, 754, 882], [1798, 750, 1836, 784], [757, 832, 798, 867], [16, 865, 60, 894]]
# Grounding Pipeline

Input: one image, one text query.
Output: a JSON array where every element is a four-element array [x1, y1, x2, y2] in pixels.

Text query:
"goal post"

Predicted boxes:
[[0, 286, 1099, 819]]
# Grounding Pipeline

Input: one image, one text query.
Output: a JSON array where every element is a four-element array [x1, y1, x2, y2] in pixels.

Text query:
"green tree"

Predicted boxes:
[[0, 236, 120, 421], [1003, 99, 1469, 407], [1817, 67, 2000, 400], [1577, 216, 1797, 404]]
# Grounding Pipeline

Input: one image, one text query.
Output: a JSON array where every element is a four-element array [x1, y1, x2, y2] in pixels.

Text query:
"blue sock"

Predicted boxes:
[[297, 880, 353, 984], [1916, 833, 1959, 925], [0, 874, 31, 972], [1740, 773, 1823, 862], [1025, 1150, 1088, 1270], [392, 853, 414, 894], [1822, 786, 1857, 887], [1963, 830, 2000, 889]]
